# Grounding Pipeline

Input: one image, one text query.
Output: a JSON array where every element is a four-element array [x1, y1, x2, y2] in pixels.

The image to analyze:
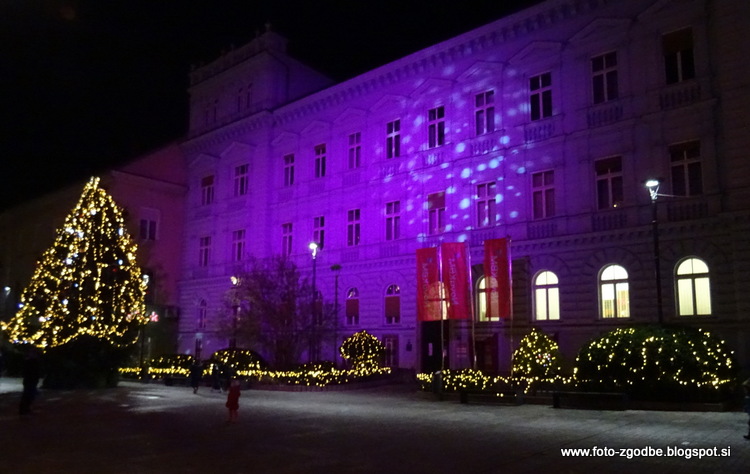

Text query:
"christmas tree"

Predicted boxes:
[[3, 177, 147, 350]]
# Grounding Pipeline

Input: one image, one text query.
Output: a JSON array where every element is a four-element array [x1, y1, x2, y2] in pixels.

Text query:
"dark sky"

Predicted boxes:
[[0, 0, 539, 210]]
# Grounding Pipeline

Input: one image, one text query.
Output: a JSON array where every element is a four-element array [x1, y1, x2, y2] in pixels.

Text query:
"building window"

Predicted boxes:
[[314, 144, 327, 178], [234, 164, 249, 197], [476, 182, 497, 227], [383, 335, 399, 367], [663, 28, 695, 84], [600, 264, 629, 319], [595, 156, 623, 210], [532, 171, 555, 219], [346, 287, 359, 325], [385, 284, 400, 324], [282, 223, 293, 257], [670, 141, 702, 197], [386, 120, 401, 159], [313, 216, 325, 249], [676, 257, 711, 316], [592, 52, 618, 104], [198, 236, 211, 267], [348, 132, 361, 169], [385, 201, 401, 241], [428, 106, 445, 148], [529, 72, 552, 121], [475, 90, 495, 135], [231, 229, 245, 262], [534, 271, 560, 321], [198, 300, 207, 329], [200, 175, 215, 205], [347, 209, 361, 246], [476, 277, 496, 322], [427, 192, 446, 235], [284, 154, 295, 186], [139, 218, 157, 241]]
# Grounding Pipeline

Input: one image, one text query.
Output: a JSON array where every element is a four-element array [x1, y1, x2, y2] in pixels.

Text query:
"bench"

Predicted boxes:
[[552, 391, 628, 410], [460, 389, 524, 406]]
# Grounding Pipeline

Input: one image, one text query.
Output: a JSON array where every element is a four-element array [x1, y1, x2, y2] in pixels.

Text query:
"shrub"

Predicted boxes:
[[512, 328, 562, 379], [574, 325, 738, 401], [340, 330, 385, 370], [211, 348, 267, 373]]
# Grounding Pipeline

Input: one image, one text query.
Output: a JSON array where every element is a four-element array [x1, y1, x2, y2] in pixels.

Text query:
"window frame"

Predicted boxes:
[[282, 223, 293, 257], [533, 270, 560, 321], [599, 264, 630, 319], [314, 144, 327, 178], [529, 72, 553, 121], [347, 209, 361, 247], [591, 51, 618, 104], [233, 163, 250, 197], [348, 132, 361, 169], [675, 257, 712, 316], [386, 120, 401, 159], [385, 284, 401, 325], [385, 200, 401, 241], [532, 170, 555, 219], [595, 156, 624, 210], [476, 182, 497, 228], [283, 154, 295, 187], [427, 106, 445, 148], [475, 90, 495, 136]]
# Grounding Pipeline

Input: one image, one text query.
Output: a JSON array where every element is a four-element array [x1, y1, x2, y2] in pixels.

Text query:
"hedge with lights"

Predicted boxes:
[[340, 330, 385, 371], [1, 178, 147, 388], [574, 325, 738, 401]]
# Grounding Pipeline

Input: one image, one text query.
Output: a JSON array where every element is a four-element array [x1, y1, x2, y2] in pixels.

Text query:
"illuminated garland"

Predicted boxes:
[[2, 177, 147, 349]]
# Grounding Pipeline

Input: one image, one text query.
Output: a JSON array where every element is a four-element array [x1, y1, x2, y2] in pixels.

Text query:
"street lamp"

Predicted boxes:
[[645, 179, 663, 324], [309, 242, 319, 362], [230, 276, 240, 349]]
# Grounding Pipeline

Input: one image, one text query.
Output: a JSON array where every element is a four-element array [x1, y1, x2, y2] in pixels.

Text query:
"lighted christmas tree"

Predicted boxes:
[[3, 177, 147, 350]]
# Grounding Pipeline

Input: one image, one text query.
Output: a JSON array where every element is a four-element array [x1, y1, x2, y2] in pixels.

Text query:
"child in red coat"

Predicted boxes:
[[225, 379, 241, 422]]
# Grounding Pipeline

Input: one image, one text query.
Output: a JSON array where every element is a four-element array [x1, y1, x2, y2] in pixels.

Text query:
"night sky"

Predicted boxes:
[[0, 0, 540, 210]]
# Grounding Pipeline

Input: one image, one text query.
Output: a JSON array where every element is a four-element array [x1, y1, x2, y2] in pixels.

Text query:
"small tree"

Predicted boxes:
[[2, 177, 147, 387], [221, 256, 335, 369], [340, 330, 385, 371], [512, 328, 562, 379]]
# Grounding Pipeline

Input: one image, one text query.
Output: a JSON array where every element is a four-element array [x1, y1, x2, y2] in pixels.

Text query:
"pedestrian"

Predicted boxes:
[[743, 378, 750, 440], [225, 378, 241, 422], [189, 361, 203, 394], [211, 364, 222, 392], [19, 347, 41, 416]]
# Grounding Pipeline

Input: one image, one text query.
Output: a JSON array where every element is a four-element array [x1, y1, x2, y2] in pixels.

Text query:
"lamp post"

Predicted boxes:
[[309, 242, 319, 362], [645, 179, 663, 324], [330, 263, 341, 363], [230, 276, 240, 349]]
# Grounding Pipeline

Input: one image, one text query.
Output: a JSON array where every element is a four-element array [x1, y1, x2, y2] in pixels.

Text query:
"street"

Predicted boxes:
[[0, 378, 748, 473]]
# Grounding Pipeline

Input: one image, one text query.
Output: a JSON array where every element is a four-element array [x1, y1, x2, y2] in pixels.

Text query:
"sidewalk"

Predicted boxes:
[[1, 378, 748, 473]]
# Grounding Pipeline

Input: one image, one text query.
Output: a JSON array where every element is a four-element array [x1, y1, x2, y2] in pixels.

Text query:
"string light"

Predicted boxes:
[[1, 177, 147, 349]]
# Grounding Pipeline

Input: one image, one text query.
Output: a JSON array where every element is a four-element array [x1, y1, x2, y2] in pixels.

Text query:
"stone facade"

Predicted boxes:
[[179, 0, 750, 373]]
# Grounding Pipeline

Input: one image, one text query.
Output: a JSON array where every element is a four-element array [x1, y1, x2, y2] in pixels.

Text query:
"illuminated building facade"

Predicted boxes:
[[178, 0, 750, 373]]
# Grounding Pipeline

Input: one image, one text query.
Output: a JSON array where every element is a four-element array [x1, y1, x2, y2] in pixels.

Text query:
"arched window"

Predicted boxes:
[[346, 287, 359, 325], [600, 264, 629, 318], [197, 299, 207, 329], [534, 271, 560, 320], [475, 277, 498, 322], [385, 284, 400, 325], [676, 257, 712, 316]]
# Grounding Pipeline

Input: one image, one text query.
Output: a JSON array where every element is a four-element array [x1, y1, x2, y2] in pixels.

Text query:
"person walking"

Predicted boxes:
[[225, 378, 241, 422], [19, 348, 41, 416], [189, 361, 203, 394], [743, 379, 750, 440]]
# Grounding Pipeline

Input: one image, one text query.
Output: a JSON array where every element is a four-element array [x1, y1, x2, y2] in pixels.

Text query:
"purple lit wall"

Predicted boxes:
[[177, 0, 750, 373]]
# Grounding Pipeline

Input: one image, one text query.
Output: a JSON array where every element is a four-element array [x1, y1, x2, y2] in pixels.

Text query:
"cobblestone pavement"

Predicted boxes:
[[0, 377, 748, 473]]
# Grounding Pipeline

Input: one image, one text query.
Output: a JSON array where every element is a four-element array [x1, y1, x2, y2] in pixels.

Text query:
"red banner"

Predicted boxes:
[[440, 242, 472, 320], [416, 247, 442, 321], [484, 238, 511, 319]]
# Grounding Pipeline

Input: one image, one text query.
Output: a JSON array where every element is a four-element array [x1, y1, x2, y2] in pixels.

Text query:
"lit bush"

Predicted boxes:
[[574, 325, 738, 401], [512, 328, 562, 379], [340, 330, 385, 370]]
